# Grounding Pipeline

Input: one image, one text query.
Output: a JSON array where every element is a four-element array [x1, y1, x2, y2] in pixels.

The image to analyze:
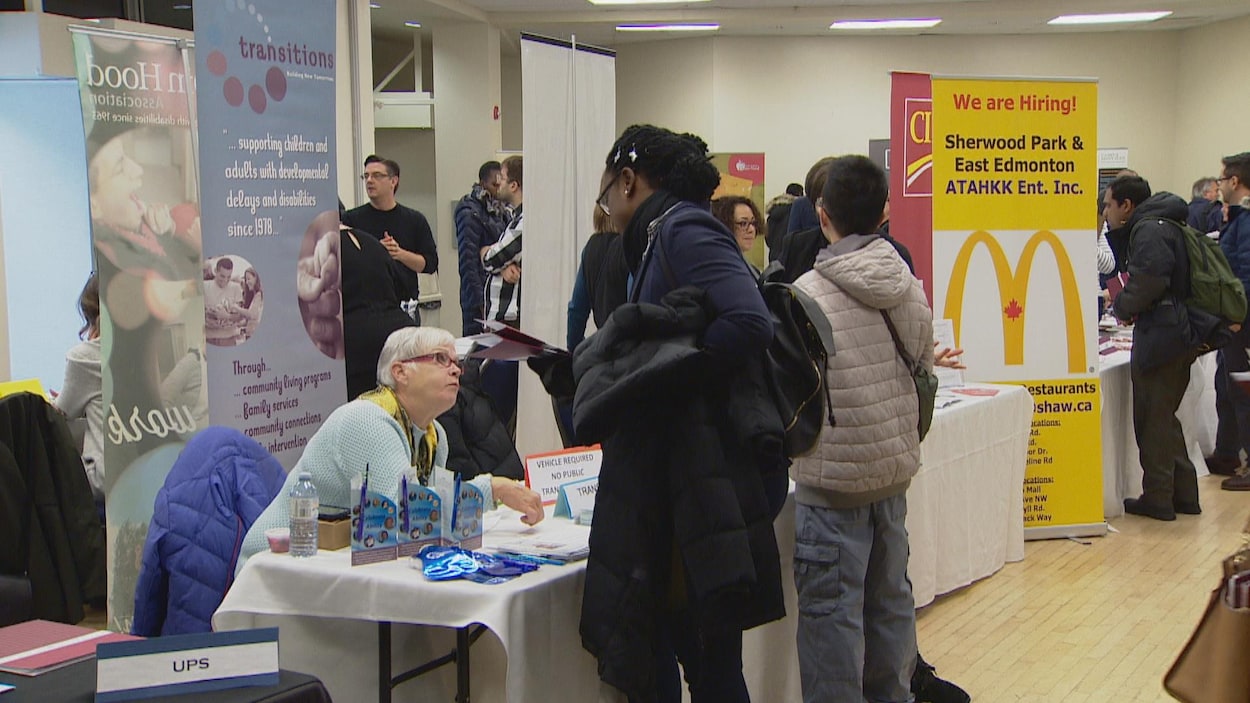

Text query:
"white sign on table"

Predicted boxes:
[[554, 475, 598, 518], [525, 446, 602, 506], [95, 628, 278, 701]]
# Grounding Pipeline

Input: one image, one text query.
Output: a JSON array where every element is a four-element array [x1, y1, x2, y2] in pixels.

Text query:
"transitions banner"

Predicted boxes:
[[194, 0, 345, 469], [71, 27, 208, 630], [931, 77, 1103, 538]]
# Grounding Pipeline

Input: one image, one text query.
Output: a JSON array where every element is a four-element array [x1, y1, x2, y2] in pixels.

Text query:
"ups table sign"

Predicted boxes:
[[95, 628, 278, 701]]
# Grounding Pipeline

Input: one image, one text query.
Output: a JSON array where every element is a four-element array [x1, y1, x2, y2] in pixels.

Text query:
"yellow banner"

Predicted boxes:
[[933, 77, 1103, 536], [933, 80, 1097, 231], [1022, 379, 1102, 528]]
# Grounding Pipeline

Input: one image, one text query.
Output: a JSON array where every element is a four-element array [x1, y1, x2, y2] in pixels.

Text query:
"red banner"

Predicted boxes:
[[890, 72, 933, 302]]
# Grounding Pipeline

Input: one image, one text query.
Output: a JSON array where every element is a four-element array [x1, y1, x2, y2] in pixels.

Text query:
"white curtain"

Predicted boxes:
[[516, 36, 616, 459]]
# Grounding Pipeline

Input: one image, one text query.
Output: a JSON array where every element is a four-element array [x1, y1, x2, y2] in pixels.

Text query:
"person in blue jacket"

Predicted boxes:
[[582, 124, 779, 703]]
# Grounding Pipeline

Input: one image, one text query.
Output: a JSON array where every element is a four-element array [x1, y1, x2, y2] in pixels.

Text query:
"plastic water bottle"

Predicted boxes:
[[289, 471, 319, 557]]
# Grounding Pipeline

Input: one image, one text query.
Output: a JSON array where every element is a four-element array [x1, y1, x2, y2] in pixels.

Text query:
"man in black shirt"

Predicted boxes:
[[342, 155, 438, 323]]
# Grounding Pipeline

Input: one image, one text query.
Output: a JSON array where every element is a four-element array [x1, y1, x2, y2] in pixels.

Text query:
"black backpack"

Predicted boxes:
[[645, 206, 837, 459], [758, 262, 836, 457]]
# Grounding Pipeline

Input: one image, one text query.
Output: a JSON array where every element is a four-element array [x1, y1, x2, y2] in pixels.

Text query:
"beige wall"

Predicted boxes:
[[617, 30, 1204, 198], [617, 37, 714, 142], [431, 22, 502, 334], [1174, 14, 1250, 188], [501, 44, 523, 152]]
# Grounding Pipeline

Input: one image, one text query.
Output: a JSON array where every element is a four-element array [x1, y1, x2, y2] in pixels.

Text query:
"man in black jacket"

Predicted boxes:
[[455, 162, 510, 335], [1106, 175, 1201, 520]]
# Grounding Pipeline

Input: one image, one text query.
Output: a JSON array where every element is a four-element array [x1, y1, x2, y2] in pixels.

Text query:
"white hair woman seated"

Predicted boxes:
[[239, 327, 543, 568]]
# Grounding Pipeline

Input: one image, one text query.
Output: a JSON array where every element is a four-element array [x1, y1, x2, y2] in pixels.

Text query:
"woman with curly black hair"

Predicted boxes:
[[576, 125, 785, 703]]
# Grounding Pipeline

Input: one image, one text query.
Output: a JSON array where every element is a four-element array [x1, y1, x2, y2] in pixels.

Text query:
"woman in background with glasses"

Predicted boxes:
[[238, 327, 544, 569], [711, 195, 766, 273]]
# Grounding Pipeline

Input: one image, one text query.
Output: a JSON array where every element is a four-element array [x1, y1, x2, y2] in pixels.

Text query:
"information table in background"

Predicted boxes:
[[1099, 348, 1216, 518], [217, 384, 1031, 703]]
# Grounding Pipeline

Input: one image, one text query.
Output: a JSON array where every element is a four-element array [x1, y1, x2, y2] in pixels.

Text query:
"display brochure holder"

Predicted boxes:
[[351, 468, 399, 566], [397, 472, 442, 559], [443, 480, 485, 550]]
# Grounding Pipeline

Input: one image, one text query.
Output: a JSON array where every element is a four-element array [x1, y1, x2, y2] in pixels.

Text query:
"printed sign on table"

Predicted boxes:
[[525, 446, 602, 506]]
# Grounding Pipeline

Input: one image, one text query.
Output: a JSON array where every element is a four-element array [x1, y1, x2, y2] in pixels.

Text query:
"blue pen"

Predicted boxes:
[[450, 471, 462, 538], [400, 473, 409, 532], [355, 463, 369, 541], [500, 552, 565, 567]]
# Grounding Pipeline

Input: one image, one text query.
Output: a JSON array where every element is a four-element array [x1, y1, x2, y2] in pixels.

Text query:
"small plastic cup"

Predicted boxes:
[[265, 527, 291, 553]]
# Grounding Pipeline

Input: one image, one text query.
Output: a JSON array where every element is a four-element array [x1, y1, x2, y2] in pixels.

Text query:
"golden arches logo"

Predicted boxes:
[[943, 230, 1086, 373]]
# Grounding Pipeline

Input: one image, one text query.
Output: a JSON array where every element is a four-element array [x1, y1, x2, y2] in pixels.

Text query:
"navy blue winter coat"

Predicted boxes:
[[132, 427, 286, 636]]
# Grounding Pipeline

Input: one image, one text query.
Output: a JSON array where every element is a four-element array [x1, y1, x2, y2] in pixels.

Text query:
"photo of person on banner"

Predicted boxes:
[[87, 123, 206, 451]]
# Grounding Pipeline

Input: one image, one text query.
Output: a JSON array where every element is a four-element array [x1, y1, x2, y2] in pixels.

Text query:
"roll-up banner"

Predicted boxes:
[[889, 71, 934, 304], [193, 0, 345, 469], [71, 26, 207, 630], [930, 76, 1104, 539]]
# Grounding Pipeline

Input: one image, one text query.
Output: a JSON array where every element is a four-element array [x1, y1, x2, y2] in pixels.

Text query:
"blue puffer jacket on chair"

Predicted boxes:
[[132, 427, 286, 636]]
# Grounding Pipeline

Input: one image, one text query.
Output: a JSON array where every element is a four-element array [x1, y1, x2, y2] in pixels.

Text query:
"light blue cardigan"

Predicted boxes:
[[237, 400, 493, 571]]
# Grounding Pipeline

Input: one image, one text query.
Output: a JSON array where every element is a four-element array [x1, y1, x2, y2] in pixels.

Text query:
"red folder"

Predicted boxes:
[[1105, 272, 1129, 304], [0, 620, 140, 676], [466, 320, 568, 361]]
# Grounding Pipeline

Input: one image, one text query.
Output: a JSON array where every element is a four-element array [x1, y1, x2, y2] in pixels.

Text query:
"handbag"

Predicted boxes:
[[880, 310, 937, 440], [1164, 541, 1250, 702]]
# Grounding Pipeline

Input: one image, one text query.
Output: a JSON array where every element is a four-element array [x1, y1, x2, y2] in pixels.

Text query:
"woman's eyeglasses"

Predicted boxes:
[[734, 220, 758, 232], [402, 351, 461, 369], [596, 172, 621, 216]]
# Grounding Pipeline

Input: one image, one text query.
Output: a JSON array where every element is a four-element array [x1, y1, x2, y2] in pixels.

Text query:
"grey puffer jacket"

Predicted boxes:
[[791, 234, 933, 508]]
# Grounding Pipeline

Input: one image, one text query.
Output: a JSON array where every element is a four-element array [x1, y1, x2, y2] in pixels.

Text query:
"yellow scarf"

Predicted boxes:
[[359, 385, 438, 484]]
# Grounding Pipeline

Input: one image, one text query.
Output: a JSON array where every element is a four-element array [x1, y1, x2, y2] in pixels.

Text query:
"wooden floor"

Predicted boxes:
[[916, 473, 1249, 702]]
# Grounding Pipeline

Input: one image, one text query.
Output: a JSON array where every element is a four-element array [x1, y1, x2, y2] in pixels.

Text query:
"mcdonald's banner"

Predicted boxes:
[[931, 77, 1105, 539], [889, 71, 933, 303]]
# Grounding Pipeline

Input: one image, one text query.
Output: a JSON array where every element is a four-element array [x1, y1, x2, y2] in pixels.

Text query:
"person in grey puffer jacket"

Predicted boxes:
[[791, 155, 933, 703]]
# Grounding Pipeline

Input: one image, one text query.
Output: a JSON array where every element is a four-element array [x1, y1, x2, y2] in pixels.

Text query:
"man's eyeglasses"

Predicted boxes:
[[361, 171, 395, 181], [401, 351, 461, 369], [596, 172, 621, 216], [1217, 175, 1234, 183], [734, 220, 758, 232]]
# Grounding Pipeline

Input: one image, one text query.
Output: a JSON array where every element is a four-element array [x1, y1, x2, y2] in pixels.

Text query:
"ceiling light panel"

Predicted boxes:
[[1048, 11, 1172, 25], [830, 18, 942, 30]]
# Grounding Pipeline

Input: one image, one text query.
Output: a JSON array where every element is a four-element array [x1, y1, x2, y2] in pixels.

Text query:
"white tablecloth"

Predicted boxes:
[[213, 514, 602, 703], [1099, 351, 1216, 518], [215, 384, 1032, 703], [740, 383, 1033, 703]]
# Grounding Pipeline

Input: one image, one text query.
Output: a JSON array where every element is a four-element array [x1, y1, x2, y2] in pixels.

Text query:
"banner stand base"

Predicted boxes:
[[1024, 522, 1108, 541]]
